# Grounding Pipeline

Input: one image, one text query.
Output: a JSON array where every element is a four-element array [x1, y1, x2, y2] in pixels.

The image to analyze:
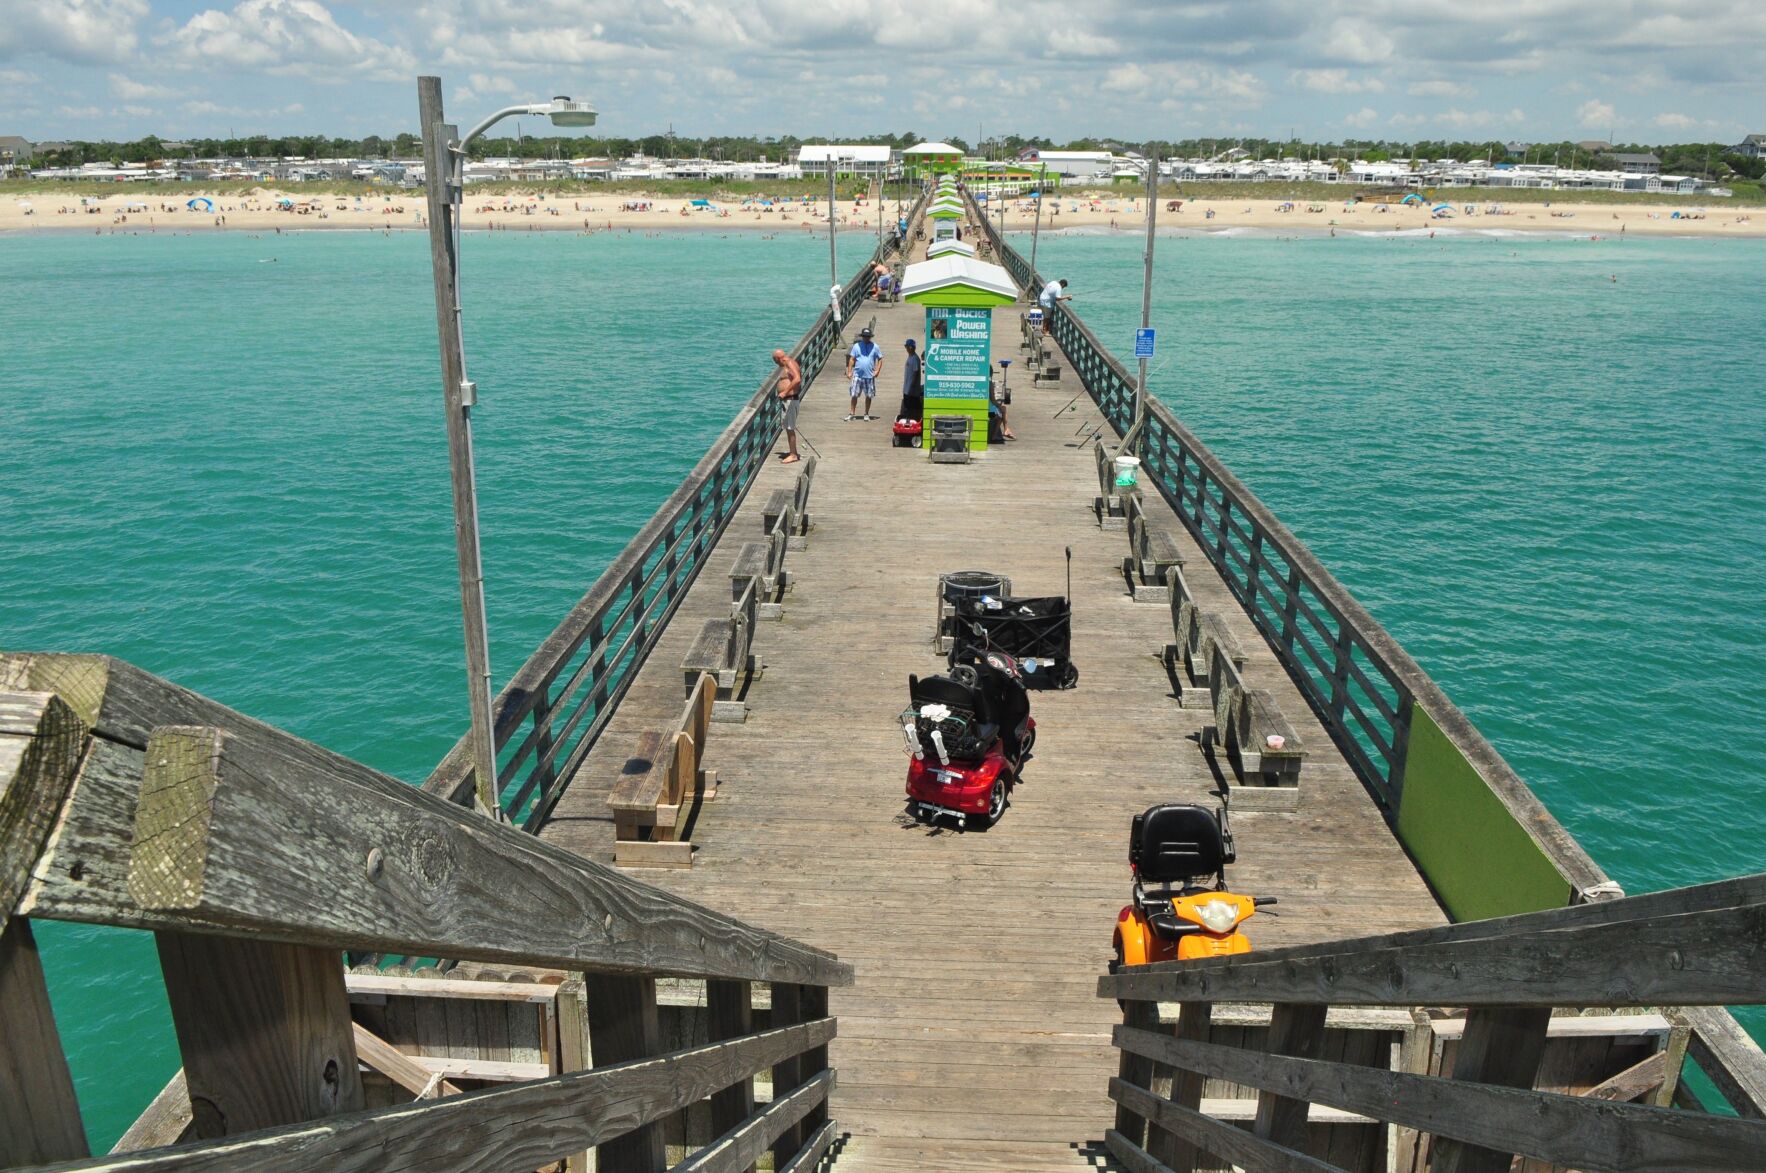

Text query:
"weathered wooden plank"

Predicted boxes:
[[1104, 1127, 1178, 1173], [1583, 1051, 1670, 1103], [707, 979, 756, 1173], [672, 1069, 833, 1173], [156, 929, 364, 1137], [404, 1054, 550, 1083], [1149, 1002, 1211, 1173], [1101, 891, 1766, 1006], [1109, 1080, 1343, 1173], [0, 919, 89, 1164], [345, 972, 563, 1004], [55, 1019, 835, 1173], [555, 975, 590, 1173], [1254, 1003, 1328, 1151], [799, 984, 830, 1136], [775, 1118, 837, 1173], [120, 725, 848, 987], [769, 983, 808, 1168], [351, 1023, 460, 1099], [1684, 1005, 1766, 1118], [1114, 997, 1161, 1149], [1430, 1007, 1551, 1173], [586, 973, 666, 1172], [1, 690, 90, 924], [1114, 1024, 1766, 1172], [110, 1070, 192, 1154]]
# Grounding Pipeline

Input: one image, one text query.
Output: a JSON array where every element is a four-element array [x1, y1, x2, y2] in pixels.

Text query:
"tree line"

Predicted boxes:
[[22, 132, 1764, 181]]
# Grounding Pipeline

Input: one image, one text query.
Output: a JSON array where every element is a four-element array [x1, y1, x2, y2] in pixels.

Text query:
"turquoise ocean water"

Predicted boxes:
[[4, 224, 1763, 1142]]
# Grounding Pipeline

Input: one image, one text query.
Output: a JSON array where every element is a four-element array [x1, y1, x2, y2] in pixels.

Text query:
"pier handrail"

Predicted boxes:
[[1098, 873, 1766, 1172], [0, 652, 849, 1169], [969, 195, 1766, 1120], [423, 192, 926, 827]]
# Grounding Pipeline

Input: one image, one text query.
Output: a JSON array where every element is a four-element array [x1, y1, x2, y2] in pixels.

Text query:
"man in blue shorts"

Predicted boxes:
[[846, 326, 883, 420]]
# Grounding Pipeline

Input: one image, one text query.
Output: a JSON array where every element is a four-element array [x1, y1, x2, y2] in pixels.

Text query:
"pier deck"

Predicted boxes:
[[539, 229, 1446, 1168]]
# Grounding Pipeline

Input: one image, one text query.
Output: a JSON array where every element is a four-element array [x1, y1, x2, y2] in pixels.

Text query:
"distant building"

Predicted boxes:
[[0, 135, 33, 162], [1577, 140, 1612, 153], [1608, 152, 1660, 175], [1017, 149, 1116, 179], [795, 144, 893, 179], [1735, 134, 1766, 160], [901, 142, 965, 178]]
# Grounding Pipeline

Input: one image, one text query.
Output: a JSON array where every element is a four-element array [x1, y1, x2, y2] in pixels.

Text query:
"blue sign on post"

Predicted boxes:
[[1134, 328, 1157, 359]]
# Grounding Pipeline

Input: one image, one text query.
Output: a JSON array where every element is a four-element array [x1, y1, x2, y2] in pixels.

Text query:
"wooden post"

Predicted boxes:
[[1253, 1002, 1328, 1151], [769, 982, 808, 1168], [0, 689, 92, 1164], [708, 980, 756, 1173], [155, 931, 364, 1138], [1113, 998, 1161, 1148], [556, 977, 591, 1173], [800, 985, 831, 1137], [585, 973, 667, 1172], [1149, 1001, 1213, 1173], [1431, 1007, 1552, 1173]]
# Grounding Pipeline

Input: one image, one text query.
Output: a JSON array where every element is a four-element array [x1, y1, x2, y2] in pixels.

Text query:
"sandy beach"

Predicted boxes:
[[1, 187, 1761, 239]]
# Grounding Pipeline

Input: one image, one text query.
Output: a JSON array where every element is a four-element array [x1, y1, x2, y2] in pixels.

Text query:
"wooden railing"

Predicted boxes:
[[970, 199, 1766, 1120], [424, 194, 926, 828], [1097, 873, 1766, 1172], [0, 653, 849, 1171]]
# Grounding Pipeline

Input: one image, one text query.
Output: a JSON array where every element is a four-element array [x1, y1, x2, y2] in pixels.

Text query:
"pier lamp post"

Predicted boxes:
[[417, 76, 596, 819], [1122, 150, 1159, 454], [1028, 163, 1046, 285]]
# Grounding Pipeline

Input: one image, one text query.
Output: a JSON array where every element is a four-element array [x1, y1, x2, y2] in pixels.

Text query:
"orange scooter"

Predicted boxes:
[[1112, 804, 1275, 969]]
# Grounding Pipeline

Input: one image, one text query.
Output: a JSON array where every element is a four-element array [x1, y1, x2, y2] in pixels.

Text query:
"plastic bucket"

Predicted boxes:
[[1114, 455, 1141, 488]]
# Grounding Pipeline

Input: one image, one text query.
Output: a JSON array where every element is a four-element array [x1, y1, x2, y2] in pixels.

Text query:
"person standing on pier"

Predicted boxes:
[[773, 348, 804, 464], [846, 326, 883, 421], [1038, 278, 1071, 336]]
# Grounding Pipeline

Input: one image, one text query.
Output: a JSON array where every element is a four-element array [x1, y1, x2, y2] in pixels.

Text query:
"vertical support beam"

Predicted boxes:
[[555, 977, 590, 1173], [1390, 1008, 1434, 1173], [0, 921, 89, 1164], [708, 980, 756, 1172], [585, 973, 666, 1173], [529, 684, 555, 812], [769, 982, 808, 1169], [1253, 1003, 1328, 1151], [1113, 998, 1161, 1148], [1150, 1001, 1213, 1173], [1328, 625, 1354, 726], [1431, 1007, 1552, 1173], [800, 985, 831, 1136], [156, 931, 364, 1139]]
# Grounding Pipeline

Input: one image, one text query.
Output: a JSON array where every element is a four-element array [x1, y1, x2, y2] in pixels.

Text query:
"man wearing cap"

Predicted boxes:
[[846, 326, 883, 421]]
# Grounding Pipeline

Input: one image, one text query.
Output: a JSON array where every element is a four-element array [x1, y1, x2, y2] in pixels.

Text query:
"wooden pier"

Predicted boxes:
[[4, 180, 1766, 1173]]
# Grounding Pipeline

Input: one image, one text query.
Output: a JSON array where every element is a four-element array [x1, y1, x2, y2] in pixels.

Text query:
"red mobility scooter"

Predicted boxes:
[[900, 650, 1035, 829]]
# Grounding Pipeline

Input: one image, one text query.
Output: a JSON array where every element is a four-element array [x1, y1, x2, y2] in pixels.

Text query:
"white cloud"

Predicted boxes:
[[0, 68, 41, 85], [1653, 111, 1694, 129], [1408, 80, 1475, 99], [0, 0, 148, 65], [110, 72, 177, 99], [1292, 68, 1384, 94], [160, 0, 416, 81], [1577, 98, 1616, 126], [1344, 106, 1379, 129], [1318, 18, 1394, 64]]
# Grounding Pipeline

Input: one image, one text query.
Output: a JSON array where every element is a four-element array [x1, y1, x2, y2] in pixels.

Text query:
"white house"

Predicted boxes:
[[795, 144, 894, 179]]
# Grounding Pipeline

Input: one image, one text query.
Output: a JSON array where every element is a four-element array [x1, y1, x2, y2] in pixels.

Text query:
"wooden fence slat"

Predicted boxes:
[[1104, 1128, 1178, 1173], [1684, 1005, 1766, 1118], [1108, 1079, 1343, 1173], [155, 929, 365, 1138], [671, 1069, 833, 1173], [110, 1071, 192, 1154], [769, 983, 808, 1169], [776, 1119, 837, 1173], [1113, 1024, 1766, 1172], [52, 1019, 835, 1173], [1254, 1003, 1329, 1150], [1431, 1007, 1551, 1173], [0, 920, 89, 1164], [1113, 997, 1161, 1148], [351, 1023, 461, 1099], [110, 724, 848, 987], [1101, 893, 1766, 1007], [1151, 1002, 1212, 1173], [586, 974, 666, 1173], [555, 976, 591, 1173], [707, 980, 757, 1173]]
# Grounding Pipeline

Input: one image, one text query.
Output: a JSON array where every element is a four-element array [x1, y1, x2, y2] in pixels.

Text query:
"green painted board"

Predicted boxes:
[[1395, 706, 1573, 920]]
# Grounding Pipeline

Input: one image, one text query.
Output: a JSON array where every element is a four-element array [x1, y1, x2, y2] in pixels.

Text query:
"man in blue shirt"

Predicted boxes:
[[845, 326, 884, 421]]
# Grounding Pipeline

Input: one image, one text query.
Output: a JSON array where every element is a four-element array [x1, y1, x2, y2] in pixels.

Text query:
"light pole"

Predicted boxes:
[[1126, 149, 1158, 453], [417, 76, 595, 819], [1028, 162, 1046, 281], [828, 152, 841, 291]]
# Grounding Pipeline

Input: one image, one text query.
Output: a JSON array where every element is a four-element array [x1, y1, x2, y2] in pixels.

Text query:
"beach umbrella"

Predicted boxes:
[[187, 197, 214, 212], [1401, 193, 1423, 206], [690, 198, 712, 207], [276, 197, 293, 207], [16, 200, 31, 210]]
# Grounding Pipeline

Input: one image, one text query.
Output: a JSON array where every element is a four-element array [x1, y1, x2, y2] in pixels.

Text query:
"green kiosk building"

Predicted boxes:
[[900, 254, 1017, 452]]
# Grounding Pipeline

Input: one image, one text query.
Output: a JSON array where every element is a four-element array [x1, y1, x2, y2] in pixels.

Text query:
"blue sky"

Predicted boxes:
[[1, 0, 1760, 144]]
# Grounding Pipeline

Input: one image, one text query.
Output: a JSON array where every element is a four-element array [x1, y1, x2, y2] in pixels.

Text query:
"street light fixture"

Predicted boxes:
[[416, 76, 596, 819]]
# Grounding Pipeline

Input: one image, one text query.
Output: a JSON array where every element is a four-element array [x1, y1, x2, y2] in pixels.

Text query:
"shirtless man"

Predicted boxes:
[[773, 348, 804, 464]]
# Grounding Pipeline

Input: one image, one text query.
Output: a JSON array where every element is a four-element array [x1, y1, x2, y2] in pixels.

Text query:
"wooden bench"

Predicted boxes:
[[1164, 566, 1240, 710], [761, 453, 816, 550], [1202, 648, 1306, 810], [1122, 493, 1184, 603], [607, 673, 717, 868], [730, 529, 788, 620], [1094, 441, 1134, 530], [680, 577, 761, 722]]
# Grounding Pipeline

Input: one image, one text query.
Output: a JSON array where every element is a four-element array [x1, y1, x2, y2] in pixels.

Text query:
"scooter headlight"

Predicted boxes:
[[1196, 899, 1240, 934]]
